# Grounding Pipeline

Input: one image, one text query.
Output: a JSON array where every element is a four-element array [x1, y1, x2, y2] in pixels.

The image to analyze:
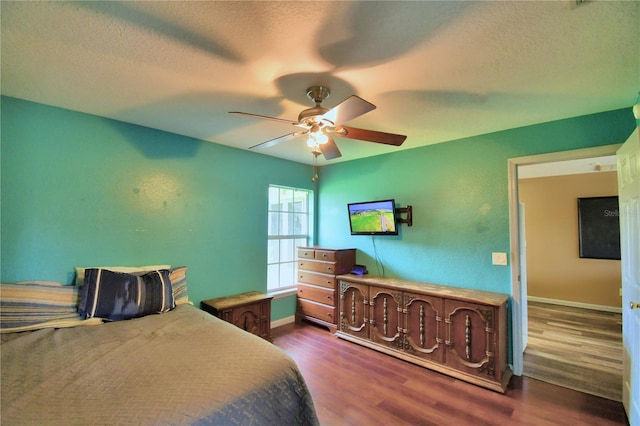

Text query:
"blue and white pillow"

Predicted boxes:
[[74, 265, 171, 287], [79, 269, 174, 321]]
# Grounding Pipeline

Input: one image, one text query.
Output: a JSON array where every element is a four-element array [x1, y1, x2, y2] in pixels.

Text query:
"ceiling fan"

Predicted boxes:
[[230, 86, 407, 161]]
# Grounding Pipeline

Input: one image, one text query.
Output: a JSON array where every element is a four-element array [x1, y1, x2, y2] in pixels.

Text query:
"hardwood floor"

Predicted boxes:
[[273, 321, 628, 426], [523, 301, 623, 402]]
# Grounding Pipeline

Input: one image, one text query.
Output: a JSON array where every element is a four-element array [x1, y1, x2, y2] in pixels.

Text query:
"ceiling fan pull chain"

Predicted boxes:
[[312, 151, 320, 182]]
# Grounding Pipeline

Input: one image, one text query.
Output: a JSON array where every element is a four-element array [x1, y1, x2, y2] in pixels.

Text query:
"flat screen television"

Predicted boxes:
[[348, 199, 398, 235]]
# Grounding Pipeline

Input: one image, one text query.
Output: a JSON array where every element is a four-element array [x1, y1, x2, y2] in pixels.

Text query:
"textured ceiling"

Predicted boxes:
[[1, 1, 639, 165]]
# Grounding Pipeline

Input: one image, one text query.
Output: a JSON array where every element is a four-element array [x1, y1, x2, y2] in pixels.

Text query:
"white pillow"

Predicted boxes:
[[74, 265, 171, 286]]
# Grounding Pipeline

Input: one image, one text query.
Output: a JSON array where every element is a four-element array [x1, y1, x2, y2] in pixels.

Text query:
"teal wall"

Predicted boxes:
[[318, 108, 635, 295], [1, 96, 635, 323], [0, 96, 314, 320]]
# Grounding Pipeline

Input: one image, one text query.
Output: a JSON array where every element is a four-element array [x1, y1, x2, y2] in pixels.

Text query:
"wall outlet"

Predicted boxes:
[[492, 252, 508, 266]]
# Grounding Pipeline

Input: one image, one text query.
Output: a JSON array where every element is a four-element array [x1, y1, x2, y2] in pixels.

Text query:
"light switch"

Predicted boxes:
[[492, 252, 508, 266]]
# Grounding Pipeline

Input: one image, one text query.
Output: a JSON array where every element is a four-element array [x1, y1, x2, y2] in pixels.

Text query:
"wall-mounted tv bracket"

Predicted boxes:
[[396, 205, 413, 227]]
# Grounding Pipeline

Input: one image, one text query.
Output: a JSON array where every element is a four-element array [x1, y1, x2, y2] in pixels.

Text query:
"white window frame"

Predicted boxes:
[[267, 185, 314, 295]]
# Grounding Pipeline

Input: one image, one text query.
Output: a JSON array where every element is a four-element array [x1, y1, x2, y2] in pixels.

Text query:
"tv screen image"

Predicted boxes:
[[348, 199, 398, 235]]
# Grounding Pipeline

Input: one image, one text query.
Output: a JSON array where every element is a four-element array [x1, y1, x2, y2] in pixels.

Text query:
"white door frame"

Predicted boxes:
[[507, 144, 622, 375]]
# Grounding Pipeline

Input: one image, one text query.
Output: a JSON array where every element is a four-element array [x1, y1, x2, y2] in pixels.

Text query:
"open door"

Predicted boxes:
[[617, 128, 639, 424]]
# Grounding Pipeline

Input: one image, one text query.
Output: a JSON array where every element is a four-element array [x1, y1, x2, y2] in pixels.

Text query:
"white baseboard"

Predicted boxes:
[[527, 296, 622, 314], [271, 315, 295, 329]]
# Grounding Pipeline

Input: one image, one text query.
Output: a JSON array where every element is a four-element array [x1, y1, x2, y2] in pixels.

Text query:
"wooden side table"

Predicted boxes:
[[201, 291, 273, 341]]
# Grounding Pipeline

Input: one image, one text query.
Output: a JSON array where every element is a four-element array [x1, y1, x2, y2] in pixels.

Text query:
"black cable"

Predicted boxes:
[[371, 235, 385, 277]]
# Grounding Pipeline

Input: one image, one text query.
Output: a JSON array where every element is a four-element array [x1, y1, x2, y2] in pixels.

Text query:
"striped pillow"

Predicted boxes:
[[74, 265, 171, 287], [79, 269, 175, 321], [169, 266, 190, 305], [0, 281, 80, 331]]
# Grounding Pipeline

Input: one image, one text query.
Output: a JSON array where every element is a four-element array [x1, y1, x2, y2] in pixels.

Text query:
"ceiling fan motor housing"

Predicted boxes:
[[299, 86, 332, 126], [298, 106, 330, 125]]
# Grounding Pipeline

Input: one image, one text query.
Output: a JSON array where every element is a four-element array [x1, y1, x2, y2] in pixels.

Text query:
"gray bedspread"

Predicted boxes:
[[1, 304, 319, 425]]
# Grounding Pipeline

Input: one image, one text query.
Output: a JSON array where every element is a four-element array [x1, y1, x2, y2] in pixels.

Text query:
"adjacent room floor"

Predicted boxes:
[[523, 301, 623, 402]]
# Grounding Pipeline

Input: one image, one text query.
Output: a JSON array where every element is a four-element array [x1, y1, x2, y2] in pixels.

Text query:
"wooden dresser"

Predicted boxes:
[[336, 275, 511, 393], [296, 246, 356, 331], [201, 291, 273, 341]]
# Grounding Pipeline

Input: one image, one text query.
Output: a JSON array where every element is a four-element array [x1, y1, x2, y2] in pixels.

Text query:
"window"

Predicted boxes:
[[267, 185, 313, 293]]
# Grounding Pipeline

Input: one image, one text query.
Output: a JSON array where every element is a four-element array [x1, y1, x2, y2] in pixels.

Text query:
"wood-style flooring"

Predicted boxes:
[[523, 301, 623, 402], [272, 321, 628, 426]]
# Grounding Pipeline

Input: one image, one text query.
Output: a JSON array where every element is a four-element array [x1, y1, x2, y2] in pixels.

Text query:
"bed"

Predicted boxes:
[[0, 268, 319, 425]]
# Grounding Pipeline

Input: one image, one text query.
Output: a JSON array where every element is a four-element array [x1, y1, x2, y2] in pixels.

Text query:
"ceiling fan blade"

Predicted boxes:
[[322, 96, 376, 126], [338, 126, 406, 146], [249, 131, 305, 150], [230, 111, 299, 126], [319, 135, 342, 160]]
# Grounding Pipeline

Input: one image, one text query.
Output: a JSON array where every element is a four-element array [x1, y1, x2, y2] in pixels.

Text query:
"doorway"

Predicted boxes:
[[507, 144, 623, 376], [516, 155, 623, 401]]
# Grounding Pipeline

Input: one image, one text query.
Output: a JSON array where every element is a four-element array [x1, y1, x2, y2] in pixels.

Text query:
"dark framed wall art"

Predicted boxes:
[[577, 196, 621, 260]]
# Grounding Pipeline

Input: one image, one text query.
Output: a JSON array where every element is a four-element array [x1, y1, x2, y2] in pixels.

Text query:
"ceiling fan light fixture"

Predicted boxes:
[[313, 131, 329, 145], [307, 123, 329, 147]]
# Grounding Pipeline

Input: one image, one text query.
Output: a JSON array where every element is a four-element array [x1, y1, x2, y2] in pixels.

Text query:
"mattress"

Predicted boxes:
[[1, 304, 319, 425]]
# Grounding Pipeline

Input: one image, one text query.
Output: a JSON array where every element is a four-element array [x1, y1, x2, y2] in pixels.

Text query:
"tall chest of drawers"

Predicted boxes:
[[296, 246, 356, 331]]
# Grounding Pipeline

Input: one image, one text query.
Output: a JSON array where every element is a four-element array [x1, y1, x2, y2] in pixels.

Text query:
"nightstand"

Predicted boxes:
[[201, 291, 273, 341]]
